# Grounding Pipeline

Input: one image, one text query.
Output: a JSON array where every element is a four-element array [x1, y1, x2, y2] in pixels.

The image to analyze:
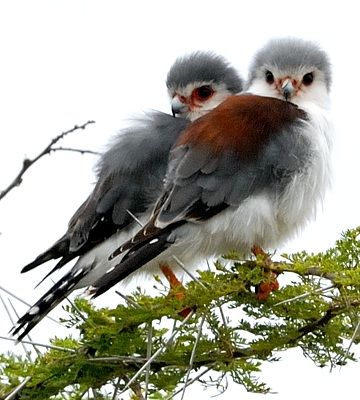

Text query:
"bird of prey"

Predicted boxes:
[[12, 52, 243, 340], [87, 37, 333, 299]]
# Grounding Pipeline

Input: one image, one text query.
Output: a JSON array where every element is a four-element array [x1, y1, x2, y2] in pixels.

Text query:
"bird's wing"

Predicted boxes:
[[21, 112, 188, 274], [90, 94, 308, 296]]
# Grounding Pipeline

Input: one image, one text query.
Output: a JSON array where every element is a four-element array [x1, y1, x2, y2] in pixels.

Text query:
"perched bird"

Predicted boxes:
[[87, 37, 333, 299], [12, 52, 243, 340], [167, 51, 243, 121]]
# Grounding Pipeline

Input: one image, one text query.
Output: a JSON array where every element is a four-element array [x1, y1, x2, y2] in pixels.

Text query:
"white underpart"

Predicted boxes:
[[69, 67, 333, 293], [169, 81, 234, 121], [72, 213, 155, 289]]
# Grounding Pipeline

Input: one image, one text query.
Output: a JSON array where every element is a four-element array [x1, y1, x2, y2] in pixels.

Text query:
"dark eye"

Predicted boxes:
[[265, 70, 274, 84], [303, 72, 314, 85], [193, 85, 214, 100]]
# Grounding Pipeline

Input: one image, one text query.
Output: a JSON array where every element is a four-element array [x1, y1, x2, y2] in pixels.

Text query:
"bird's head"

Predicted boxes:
[[246, 38, 332, 109], [166, 51, 243, 121]]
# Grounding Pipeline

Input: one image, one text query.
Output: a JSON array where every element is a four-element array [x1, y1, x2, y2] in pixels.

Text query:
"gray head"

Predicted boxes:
[[166, 51, 243, 121], [247, 38, 332, 108]]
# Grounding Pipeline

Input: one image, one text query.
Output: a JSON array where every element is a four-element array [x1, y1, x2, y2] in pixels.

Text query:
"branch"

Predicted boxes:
[[0, 227, 359, 398], [50, 147, 100, 156], [0, 120, 95, 201]]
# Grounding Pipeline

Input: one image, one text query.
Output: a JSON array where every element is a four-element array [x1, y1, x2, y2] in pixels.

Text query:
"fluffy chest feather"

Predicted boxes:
[[186, 102, 333, 255]]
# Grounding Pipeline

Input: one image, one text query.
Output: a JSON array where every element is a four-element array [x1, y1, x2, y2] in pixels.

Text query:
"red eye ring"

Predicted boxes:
[[193, 85, 214, 101]]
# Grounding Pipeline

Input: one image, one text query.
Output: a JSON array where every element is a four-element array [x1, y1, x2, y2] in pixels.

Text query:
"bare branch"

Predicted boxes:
[[0, 120, 95, 201], [50, 147, 100, 156]]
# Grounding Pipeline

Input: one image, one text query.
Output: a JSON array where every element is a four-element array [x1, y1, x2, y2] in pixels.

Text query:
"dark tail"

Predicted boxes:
[[21, 234, 70, 273], [90, 229, 174, 298], [11, 264, 92, 341]]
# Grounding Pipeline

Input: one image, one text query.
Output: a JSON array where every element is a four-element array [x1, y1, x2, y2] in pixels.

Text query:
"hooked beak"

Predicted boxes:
[[171, 96, 187, 117], [281, 79, 295, 101]]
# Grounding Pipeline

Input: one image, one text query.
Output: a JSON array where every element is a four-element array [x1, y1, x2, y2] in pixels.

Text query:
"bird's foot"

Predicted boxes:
[[159, 263, 194, 317], [251, 245, 280, 300]]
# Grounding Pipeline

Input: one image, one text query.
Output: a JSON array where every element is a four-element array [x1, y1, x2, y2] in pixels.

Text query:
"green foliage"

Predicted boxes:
[[1, 227, 360, 399]]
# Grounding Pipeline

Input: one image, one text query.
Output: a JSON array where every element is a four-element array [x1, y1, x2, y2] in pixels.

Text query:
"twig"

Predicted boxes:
[[126, 209, 144, 228], [0, 284, 59, 324], [65, 297, 89, 324], [121, 310, 195, 394], [115, 290, 143, 308], [8, 298, 42, 356], [0, 294, 32, 360], [0, 120, 95, 200], [181, 314, 206, 400], [144, 322, 153, 400], [0, 335, 76, 352], [50, 146, 100, 156], [274, 284, 336, 306], [125, 209, 204, 287], [167, 365, 214, 400], [111, 377, 122, 400], [341, 318, 360, 366], [4, 376, 32, 400], [171, 255, 206, 287]]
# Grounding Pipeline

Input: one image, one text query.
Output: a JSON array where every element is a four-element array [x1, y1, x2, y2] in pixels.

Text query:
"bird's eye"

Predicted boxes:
[[193, 85, 214, 101], [302, 72, 314, 85], [265, 70, 274, 84]]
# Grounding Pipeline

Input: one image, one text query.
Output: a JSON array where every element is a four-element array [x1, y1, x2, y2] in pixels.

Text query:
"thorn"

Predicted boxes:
[[121, 310, 195, 394], [144, 322, 153, 400], [180, 315, 206, 400], [341, 318, 360, 367], [0, 285, 60, 325], [0, 294, 33, 360], [126, 209, 144, 227], [111, 377, 122, 400], [274, 284, 335, 306], [115, 291, 143, 308], [166, 365, 214, 400], [8, 298, 41, 356], [4, 376, 32, 400], [171, 255, 206, 288], [0, 335, 76, 352]]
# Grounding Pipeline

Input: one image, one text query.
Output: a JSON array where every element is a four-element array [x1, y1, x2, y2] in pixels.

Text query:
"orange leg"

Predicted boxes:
[[251, 245, 279, 300], [159, 263, 192, 317]]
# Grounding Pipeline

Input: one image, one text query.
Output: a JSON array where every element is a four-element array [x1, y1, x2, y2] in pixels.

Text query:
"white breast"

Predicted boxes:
[[171, 103, 333, 261], [75, 103, 333, 290]]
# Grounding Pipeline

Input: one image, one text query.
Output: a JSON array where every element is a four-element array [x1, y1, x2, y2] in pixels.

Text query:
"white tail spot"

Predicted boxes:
[[29, 306, 40, 315], [44, 294, 54, 303], [149, 238, 159, 244], [106, 266, 115, 274], [73, 268, 83, 278], [59, 281, 69, 290]]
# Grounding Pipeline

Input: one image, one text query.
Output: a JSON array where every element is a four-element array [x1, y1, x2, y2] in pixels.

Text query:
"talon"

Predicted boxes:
[[159, 263, 195, 317], [256, 272, 280, 300], [251, 245, 280, 300]]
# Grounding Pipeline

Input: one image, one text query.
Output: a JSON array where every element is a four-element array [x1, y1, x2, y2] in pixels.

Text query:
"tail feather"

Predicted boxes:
[[21, 234, 70, 273], [90, 230, 174, 298], [34, 254, 78, 288], [11, 264, 92, 341]]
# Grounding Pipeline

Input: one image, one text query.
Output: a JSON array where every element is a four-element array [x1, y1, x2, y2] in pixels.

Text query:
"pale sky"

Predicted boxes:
[[0, 1, 359, 398]]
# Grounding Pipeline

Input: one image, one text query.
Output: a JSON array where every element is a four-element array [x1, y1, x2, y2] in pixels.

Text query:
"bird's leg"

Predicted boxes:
[[251, 245, 279, 300], [159, 263, 192, 317]]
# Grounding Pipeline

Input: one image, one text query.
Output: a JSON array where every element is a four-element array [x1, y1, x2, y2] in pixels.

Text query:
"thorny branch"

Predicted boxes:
[[0, 120, 96, 201]]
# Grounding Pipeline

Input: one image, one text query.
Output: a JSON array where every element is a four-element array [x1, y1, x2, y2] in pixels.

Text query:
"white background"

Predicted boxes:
[[0, 1, 359, 398]]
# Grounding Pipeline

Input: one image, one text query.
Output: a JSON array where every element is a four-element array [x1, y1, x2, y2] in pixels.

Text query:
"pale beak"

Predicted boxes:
[[171, 96, 187, 117], [282, 79, 294, 101]]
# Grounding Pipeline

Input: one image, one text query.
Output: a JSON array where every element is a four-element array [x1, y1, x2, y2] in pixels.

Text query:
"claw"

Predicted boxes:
[[159, 263, 194, 317], [251, 245, 280, 300]]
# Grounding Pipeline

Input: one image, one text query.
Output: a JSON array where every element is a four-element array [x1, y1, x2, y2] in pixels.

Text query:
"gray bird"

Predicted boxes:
[[13, 51, 243, 340], [86, 38, 333, 299]]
